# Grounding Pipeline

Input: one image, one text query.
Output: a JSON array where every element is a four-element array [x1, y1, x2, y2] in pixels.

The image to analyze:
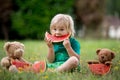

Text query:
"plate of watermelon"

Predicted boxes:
[[11, 60, 30, 71], [88, 63, 111, 75]]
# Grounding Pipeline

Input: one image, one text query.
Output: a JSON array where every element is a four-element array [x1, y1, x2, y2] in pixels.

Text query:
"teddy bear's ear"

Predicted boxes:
[[20, 43, 25, 49], [111, 52, 115, 59], [96, 49, 101, 55], [4, 42, 11, 52]]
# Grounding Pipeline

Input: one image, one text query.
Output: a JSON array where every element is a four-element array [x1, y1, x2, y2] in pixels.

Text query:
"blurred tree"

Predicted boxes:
[[11, 0, 74, 39], [106, 0, 120, 16], [0, 0, 13, 40], [74, 0, 105, 38], [1, 0, 120, 40]]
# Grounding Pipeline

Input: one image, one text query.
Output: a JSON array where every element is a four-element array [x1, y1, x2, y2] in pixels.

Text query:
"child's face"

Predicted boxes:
[[51, 25, 69, 36]]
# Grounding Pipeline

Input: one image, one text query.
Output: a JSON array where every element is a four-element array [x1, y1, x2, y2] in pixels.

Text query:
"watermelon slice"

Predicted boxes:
[[45, 32, 70, 42], [32, 60, 46, 73], [11, 60, 30, 70], [88, 63, 111, 75]]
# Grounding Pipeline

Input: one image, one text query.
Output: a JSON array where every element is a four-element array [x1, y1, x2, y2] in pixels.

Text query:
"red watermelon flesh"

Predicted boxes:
[[45, 32, 70, 42], [88, 63, 111, 75], [32, 60, 46, 73], [11, 60, 30, 69]]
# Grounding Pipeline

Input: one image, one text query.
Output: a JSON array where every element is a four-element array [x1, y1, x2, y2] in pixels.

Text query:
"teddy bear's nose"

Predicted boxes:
[[19, 49, 23, 53], [101, 56, 104, 59]]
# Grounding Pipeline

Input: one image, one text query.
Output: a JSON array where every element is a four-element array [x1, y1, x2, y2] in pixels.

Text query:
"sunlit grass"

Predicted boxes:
[[0, 39, 120, 80]]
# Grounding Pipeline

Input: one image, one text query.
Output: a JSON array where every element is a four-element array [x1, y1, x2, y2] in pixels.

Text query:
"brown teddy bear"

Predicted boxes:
[[88, 48, 115, 65], [0, 41, 31, 72]]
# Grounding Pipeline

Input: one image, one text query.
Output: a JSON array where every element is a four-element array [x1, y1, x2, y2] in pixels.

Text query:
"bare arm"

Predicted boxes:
[[44, 37, 55, 63], [47, 47, 55, 63], [65, 46, 80, 60], [63, 39, 80, 60]]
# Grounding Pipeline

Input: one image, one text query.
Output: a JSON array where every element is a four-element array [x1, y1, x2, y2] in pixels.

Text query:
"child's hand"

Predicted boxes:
[[63, 39, 71, 48], [44, 37, 53, 48]]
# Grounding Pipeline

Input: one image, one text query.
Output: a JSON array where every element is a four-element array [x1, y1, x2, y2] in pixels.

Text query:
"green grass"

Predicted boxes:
[[0, 39, 120, 80]]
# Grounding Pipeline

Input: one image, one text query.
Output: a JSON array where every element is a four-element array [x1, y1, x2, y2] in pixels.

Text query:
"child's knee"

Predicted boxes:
[[70, 56, 79, 66]]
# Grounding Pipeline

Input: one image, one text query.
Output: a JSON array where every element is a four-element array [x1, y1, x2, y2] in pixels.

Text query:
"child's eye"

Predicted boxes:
[[60, 29, 64, 31], [54, 29, 56, 31]]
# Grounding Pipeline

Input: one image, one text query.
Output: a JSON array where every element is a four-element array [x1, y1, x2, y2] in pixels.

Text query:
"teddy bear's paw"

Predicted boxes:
[[105, 62, 112, 66], [87, 61, 93, 64], [1, 59, 10, 67], [87, 61, 99, 64], [9, 65, 18, 73]]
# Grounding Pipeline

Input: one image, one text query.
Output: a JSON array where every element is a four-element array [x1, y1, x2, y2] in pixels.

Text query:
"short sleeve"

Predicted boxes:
[[70, 38, 81, 55]]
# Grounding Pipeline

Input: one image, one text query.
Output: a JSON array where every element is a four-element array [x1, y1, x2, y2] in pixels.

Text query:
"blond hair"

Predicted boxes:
[[50, 14, 75, 36]]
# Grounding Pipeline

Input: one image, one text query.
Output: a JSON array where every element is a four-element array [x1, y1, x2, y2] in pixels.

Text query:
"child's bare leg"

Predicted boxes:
[[56, 56, 79, 72]]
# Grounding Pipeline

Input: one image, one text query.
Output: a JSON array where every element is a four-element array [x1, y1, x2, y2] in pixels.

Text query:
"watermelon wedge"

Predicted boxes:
[[32, 60, 46, 73], [11, 60, 30, 70], [45, 32, 70, 42], [88, 63, 111, 75]]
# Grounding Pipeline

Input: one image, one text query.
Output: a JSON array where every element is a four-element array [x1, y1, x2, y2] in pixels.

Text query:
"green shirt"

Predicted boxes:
[[53, 37, 80, 62], [47, 37, 80, 69]]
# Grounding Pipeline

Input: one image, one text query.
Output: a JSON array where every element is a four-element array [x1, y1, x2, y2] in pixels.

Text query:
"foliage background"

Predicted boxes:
[[1, 0, 120, 40], [11, 0, 74, 39]]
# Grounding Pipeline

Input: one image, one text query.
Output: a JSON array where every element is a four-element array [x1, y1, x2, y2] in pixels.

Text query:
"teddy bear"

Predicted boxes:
[[88, 48, 115, 65], [0, 41, 31, 72]]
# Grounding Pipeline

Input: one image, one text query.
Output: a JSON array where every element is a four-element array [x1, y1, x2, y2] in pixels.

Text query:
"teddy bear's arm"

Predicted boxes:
[[87, 60, 100, 64], [19, 58, 32, 65], [1, 57, 11, 69], [105, 61, 112, 65]]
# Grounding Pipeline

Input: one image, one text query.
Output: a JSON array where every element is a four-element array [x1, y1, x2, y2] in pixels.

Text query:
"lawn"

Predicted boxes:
[[0, 39, 120, 80]]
